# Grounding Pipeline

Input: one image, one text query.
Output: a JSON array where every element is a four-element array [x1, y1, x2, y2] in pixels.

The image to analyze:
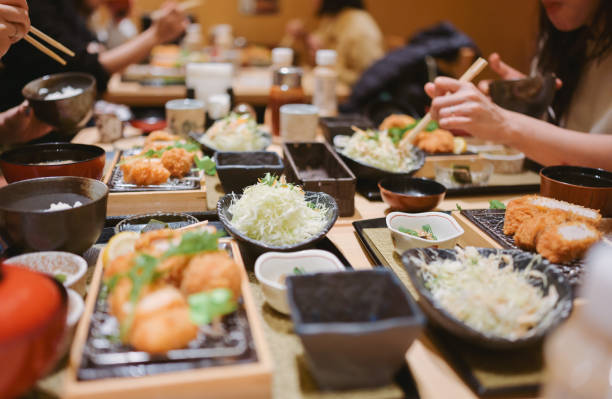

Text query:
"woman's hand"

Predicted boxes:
[[0, 101, 53, 145], [478, 53, 526, 94], [425, 77, 513, 143], [0, 0, 30, 57], [152, 2, 188, 45]]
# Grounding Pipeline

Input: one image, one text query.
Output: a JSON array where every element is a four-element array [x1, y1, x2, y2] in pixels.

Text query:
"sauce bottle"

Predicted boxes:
[[543, 242, 612, 399], [269, 67, 304, 136], [313, 49, 338, 117]]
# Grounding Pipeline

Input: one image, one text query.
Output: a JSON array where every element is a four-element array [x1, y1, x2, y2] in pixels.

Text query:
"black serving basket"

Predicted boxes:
[[214, 151, 284, 195], [217, 191, 339, 263], [401, 247, 573, 349], [286, 269, 424, 390], [283, 142, 356, 217]]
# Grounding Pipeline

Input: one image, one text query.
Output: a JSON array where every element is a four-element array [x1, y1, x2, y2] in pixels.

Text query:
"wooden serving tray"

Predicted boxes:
[[102, 151, 208, 216], [63, 239, 273, 399]]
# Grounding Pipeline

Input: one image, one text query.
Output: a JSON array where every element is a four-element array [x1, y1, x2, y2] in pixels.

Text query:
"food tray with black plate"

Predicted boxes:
[[351, 215, 556, 396], [64, 239, 273, 399], [105, 149, 207, 216], [455, 209, 612, 287]]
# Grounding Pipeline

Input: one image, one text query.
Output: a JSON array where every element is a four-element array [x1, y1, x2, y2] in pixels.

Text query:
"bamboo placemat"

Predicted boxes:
[[360, 227, 544, 396]]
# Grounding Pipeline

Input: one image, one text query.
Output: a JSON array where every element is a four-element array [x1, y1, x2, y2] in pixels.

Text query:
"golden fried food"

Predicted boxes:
[[536, 222, 601, 264], [145, 130, 179, 144], [414, 129, 455, 153], [120, 158, 171, 186], [504, 196, 539, 235], [514, 211, 569, 250], [161, 148, 194, 178], [180, 251, 242, 299], [104, 253, 135, 279], [129, 287, 198, 353], [143, 141, 172, 152], [135, 229, 180, 254], [108, 277, 161, 323], [379, 114, 415, 131]]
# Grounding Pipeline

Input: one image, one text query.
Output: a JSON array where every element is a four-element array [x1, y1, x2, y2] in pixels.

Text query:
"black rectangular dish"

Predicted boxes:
[[214, 151, 284, 194], [319, 114, 374, 144], [283, 141, 356, 217]]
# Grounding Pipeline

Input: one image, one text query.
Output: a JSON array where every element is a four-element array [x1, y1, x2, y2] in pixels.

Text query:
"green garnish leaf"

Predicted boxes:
[[260, 173, 278, 186], [173, 140, 200, 152], [194, 155, 217, 176], [425, 121, 439, 132], [451, 164, 472, 184], [54, 273, 67, 284], [142, 218, 169, 233], [105, 274, 121, 293], [489, 200, 507, 210], [163, 230, 224, 258], [399, 227, 419, 237], [366, 130, 380, 141], [389, 127, 407, 145], [293, 266, 306, 275], [128, 254, 160, 303], [307, 202, 316, 209], [188, 288, 237, 325], [456, 203, 463, 211], [422, 224, 437, 240]]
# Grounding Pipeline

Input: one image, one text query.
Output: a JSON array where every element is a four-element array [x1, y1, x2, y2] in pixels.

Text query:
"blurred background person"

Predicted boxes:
[[281, 0, 384, 86], [0, 0, 189, 112], [425, 0, 612, 169]]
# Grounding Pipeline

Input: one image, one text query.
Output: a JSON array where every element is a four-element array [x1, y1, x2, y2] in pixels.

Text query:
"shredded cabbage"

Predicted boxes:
[[201, 113, 267, 151], [228, 175, 328, 246], [342, 129, 417, 172], [412, 247, 558, 340]]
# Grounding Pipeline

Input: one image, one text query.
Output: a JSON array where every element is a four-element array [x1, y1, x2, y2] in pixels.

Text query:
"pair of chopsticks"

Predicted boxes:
[[24, 26, 74, 66], [151, 0, 203, 20], [399, 57, 489, 148]]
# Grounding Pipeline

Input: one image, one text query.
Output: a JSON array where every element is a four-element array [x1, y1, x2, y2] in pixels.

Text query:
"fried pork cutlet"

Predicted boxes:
[[180, 251, 242, 299], [161, 147, 194, 178], [514, 210, 570, 250], [414, 129, 455, 153], [503, 195, 602, 235], [379, 114, 415, 131], [536, 222, 601, 264], [120, 158, 171, 186]]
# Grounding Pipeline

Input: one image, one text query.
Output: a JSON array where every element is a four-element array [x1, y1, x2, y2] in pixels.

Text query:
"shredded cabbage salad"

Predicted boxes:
[[228, 174, 328, 246], [201, 113, 267, 151], [342, 129, 417, 173], [412, 247, 558, 340]]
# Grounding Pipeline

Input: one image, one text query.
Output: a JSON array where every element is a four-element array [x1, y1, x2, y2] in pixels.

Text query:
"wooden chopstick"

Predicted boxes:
[[29, 26, 75, 57], [24, 34, 66, 66], [151, 0, 203, 20], [399, 57, 488, 148]]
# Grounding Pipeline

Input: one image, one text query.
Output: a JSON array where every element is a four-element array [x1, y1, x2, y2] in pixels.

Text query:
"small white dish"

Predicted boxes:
[[4, 251, 88, 295], [386, 212, 464, 255], [59, 288, 85, 358], [255, 250, 346, 315]]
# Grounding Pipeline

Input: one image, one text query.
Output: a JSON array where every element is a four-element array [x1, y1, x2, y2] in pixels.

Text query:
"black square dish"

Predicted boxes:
[[214, 151, 284, 194], [286, 270, 424, 390], [319, 114, 373, 144]]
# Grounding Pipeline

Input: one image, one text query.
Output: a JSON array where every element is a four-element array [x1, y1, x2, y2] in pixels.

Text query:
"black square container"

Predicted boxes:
[[319, 114, 374, 144], [286, 269, 424, 390], [214, 151, 284, 194]]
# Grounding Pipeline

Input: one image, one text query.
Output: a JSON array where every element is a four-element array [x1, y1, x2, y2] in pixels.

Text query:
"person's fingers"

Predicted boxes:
[[488, 52, 524, 80], [431, 76, 463, 96], [438, 116, 472, 131], [424, 82, 436, 99], [438, 102, 478, 119], [478, 79, 491, 95], [431, 90, 478, 112], [0, 4, 29, 26]]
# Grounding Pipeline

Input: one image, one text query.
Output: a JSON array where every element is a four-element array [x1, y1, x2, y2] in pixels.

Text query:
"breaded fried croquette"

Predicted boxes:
[[135, 229, 180, 254], [143, 141, 172, 152], [379, 114, 415, 131], [503, 195, 602, 235], [514, 211, 570, 250], [145, 130, 179, 144], [104, 253, 135, 279], [414, 129, 455, 153], [161, 147, 194, 178], [108, 277, 161, 323], [129, 287, 198, 353], [180, 251, 242, 299], [536, 222, 601, 264], [120, 158, 171, 185]]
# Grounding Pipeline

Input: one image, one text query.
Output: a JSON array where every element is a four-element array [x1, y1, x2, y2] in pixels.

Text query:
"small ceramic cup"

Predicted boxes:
[[280, 104, 319, 142], [165, 98, 205, 137], [386, 211, 464, 255]]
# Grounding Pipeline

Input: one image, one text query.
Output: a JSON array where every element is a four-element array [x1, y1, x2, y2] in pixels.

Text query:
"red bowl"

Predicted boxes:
[[0, 264, 67, 399], [0, 143, 105, 183], [378, 177, 446, 212]]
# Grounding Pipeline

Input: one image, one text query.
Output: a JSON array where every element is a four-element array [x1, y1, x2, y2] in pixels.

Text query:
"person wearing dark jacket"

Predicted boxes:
[[0, 0, 188, 112]]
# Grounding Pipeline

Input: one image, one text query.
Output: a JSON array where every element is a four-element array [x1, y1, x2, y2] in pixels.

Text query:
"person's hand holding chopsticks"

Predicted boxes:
[[0, 0, 30, 57], [424, 76, 512, 142], [151, 1, 190, 45]]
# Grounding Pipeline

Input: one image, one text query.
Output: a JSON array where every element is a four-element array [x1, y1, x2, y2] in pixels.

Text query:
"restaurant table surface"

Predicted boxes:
[[8, 134, 555, 399], [104, 67, 352, 107]]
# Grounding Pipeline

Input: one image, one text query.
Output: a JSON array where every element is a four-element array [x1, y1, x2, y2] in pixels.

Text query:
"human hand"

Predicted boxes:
[[0, 101, 53, 145], [152, 2, 189, 44], [425, 77, 512, 142], [0, 0, 30, 57], [285, 18, 306, 39], [477, 53, 526, 94]]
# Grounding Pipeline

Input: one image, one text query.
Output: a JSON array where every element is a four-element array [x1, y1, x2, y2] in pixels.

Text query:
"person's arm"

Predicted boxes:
[[99, 2, 188, 73], [0, 0, 29, 57], [425, 77, 612, 170]]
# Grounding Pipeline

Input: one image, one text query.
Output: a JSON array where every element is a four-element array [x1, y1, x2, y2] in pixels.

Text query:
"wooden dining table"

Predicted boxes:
[[104, 67, 352, 107]]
